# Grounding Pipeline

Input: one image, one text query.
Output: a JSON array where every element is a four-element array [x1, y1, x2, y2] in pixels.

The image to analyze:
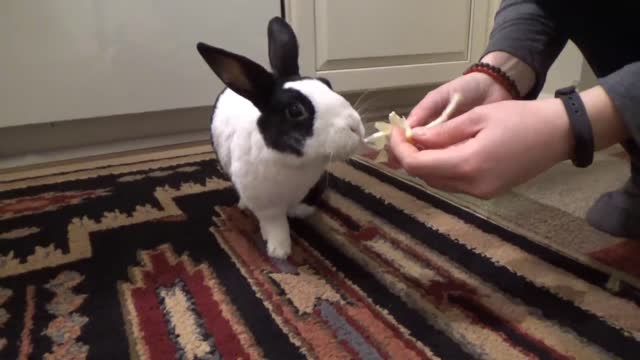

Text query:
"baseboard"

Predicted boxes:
[[345, 85, 435, 123], [0, 106, 214, 157], [0, 131, 210, 170]]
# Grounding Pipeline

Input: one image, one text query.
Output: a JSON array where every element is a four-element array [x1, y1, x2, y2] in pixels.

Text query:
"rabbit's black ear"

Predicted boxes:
[[267, 17, 300, 78], [197, 42, 275, 110]]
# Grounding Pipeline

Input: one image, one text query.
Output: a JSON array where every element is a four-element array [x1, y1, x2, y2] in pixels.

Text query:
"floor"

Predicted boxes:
[[4, 138, 636, 360], [2, 139, 635, 286], [2, 130, 630, 222]]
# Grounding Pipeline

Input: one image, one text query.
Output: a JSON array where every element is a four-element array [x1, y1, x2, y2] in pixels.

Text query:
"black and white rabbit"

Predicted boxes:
[[196, 17, 364, 258]]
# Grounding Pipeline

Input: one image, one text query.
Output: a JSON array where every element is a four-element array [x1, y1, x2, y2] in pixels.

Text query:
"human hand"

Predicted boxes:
[[407, 72, 513, 128], [389, 98, 573, 199]]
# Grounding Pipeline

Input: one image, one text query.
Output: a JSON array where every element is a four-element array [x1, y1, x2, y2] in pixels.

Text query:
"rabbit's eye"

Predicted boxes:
[[286, 103, 307, 120]]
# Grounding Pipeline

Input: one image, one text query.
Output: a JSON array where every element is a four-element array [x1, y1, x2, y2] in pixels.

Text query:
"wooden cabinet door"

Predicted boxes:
[[285, 0, 491, 92]]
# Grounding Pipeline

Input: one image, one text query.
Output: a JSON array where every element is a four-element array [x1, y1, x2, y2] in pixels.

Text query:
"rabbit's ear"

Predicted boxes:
[[267, 17, 300, 78], [197, 42, 274, 110]]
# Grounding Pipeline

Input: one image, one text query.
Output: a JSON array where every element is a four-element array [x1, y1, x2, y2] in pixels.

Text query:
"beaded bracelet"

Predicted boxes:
[[463, 62, 521, 100]]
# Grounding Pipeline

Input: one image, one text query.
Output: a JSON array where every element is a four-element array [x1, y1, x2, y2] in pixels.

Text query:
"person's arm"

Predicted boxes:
[[579, 85, 627, 152], [597, 62, 640, 147], [480, 0, 569, 99]]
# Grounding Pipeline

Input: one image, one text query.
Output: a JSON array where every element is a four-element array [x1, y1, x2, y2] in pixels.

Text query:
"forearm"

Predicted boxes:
[[548, 84, 631, 163], [598, 62, 640, 148], [574, 62, 640, 154], [581, 86, 628, 151]]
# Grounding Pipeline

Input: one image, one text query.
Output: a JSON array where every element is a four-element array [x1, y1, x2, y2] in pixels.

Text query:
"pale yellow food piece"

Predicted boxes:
[[368, 134, 387, 150], [365, 93, 462, 163], [388, 111, 413, 140], [374, 121, 392, 133], [364, 111, 413, 151]]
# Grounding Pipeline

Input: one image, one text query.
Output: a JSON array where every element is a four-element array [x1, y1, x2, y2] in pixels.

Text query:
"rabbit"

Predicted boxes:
[[196, 16, 365, 259]]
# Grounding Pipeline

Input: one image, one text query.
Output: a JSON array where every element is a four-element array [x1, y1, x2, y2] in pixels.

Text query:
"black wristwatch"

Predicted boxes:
[[554, 86, 594, 168]]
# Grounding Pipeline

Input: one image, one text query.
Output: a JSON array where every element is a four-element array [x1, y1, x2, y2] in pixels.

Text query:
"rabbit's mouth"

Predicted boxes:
[[327, 139, 362, 161]]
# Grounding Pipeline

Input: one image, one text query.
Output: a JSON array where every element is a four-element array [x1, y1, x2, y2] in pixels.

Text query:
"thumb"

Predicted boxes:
[[410, 110, 483, 149], [406, 91, 449, 128]]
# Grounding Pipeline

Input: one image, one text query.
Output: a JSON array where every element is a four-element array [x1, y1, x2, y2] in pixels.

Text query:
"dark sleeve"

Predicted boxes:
[[482, 0, 569, 99], [599, 62, 640, 145]]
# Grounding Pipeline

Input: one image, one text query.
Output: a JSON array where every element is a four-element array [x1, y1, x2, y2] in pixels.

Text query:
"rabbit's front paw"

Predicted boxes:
[[237, 198, 248, 210], [287, 203, 316, 218], [257, 212, 292, 259], [267, 237, 291, 259]]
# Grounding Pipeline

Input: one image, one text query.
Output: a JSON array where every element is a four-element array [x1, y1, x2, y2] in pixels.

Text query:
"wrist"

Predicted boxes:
[[466, 71, 513, 101], [481, 51, 536, 97], [552, 85, 627, 166], [553, 86, 600, 168], [544, 98, 576, 162]]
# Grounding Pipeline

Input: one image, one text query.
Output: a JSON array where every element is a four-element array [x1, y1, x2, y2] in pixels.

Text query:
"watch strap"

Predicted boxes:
[[554, 86, 594, 168]]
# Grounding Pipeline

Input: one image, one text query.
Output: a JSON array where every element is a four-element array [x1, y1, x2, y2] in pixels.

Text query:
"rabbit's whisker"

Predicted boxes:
[[353, 89, 371, 110], [355, 92, 386, 117]]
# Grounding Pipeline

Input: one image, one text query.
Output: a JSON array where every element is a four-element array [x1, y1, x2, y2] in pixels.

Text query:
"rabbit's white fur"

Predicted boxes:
[[212, 79, 364, 258]]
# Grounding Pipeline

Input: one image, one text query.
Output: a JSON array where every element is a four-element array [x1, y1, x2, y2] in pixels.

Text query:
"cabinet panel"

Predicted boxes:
[[316, 0, 470, 70], [286, 0, 490, 92]]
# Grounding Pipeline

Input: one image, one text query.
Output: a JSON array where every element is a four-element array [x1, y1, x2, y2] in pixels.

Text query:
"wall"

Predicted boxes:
[[0, 0, 280, 128], [541, 41, 590, 96]]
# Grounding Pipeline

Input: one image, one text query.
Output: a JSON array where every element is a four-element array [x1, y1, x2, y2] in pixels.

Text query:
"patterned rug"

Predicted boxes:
[[1, 146, 639, 359]]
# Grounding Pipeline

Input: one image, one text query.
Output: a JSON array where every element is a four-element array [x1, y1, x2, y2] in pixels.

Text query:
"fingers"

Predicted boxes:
[[402, 145, 473, 180], [389, 111, 488, 195], [390, 126, 471, 178], [406, 91, 449, 128], [407, 72, 497, 128], [390, 127, 419, 158], [410, 110, 483, 149]]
